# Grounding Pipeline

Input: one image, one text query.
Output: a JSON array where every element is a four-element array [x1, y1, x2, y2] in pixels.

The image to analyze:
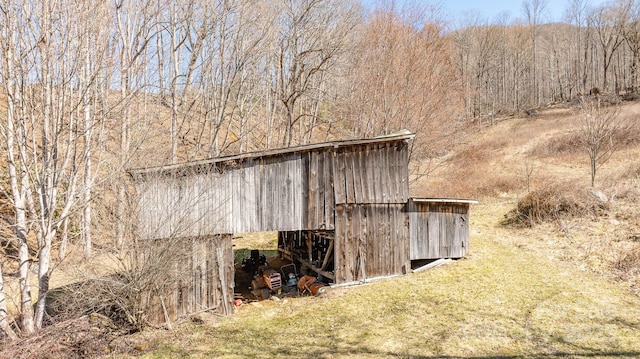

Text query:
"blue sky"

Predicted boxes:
[[363, 0, 610, 23], [442, 0, 608, 23]]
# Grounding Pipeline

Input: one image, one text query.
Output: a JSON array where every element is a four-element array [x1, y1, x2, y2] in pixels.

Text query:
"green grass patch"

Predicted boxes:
[[123, 201, 640, 358]]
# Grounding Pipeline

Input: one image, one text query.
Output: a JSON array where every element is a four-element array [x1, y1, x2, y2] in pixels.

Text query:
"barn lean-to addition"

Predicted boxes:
[[128, 132, 475, 321], [407, 198, 476, 260]]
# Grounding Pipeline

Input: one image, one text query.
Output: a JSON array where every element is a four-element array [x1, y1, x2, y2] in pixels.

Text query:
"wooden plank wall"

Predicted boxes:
[[134, 140, 409, 241], [147, 234, 234, 324], [407, 201, 470, 260], [334, 204, 409, 283], [135, 154, 311, 239], [333, 142, 409, 205], [306, 149, 335, 230], [330, 141, 411, 283]]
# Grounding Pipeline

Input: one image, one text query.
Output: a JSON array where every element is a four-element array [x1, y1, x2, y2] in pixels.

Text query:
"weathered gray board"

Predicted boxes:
[[146, 234, 234, 324], [131, 138, 411, 240], [133, 153, 321, 239], [333, 142, 409, 205], [334, 203, 410, 283], [406, 199, 475, 260]]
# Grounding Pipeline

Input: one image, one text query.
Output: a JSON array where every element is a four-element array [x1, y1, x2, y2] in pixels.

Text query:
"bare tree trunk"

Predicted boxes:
[[113, 0, 156, 249], [169, 0, 180, 164], [0, 264, 17, 339], [82, 35, 93, 259], [2, 24, 36, 333], [35, 231, 54, 329], [58, 216, 69, 260], [523, 0, 548, 106]]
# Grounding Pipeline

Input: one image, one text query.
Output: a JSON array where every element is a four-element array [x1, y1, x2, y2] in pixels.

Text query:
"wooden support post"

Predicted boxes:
[[216, 248, 231, 315], [320, 238, 334, 271], [306, 232, 313, 261], [155, 284, 173, 330]]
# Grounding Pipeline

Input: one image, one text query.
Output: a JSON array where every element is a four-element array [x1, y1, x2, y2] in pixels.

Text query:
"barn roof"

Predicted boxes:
[[128, 131, 415, 178]]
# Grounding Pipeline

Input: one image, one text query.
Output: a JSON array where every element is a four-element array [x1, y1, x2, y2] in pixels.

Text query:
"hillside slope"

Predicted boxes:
[[108, 199, 640, 358], [420, 101, 640, 294], [101, 102, 640, 358]]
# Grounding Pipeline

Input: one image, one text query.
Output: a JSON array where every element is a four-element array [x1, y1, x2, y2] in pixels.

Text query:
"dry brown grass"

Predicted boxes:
[[418, 100, 640, 297], [528, 131, 583, 157], [606, 162, 640, 201], [612, 245, 640, 292], [417, 133, 522, 198], [0, 314, 132, 359], [502, 181, 609, 227], [528, 109, 640, 159], [93, 199, 640, 358]]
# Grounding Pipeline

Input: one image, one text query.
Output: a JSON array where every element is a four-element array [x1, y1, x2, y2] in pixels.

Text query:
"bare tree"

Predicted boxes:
[[623, 0, 640, 92], [0, 263, 17, 339], [0, 0, 34, 335], [464, 18, 503, 121], [522, 0, 549, 106], [591, 3, 627, 92], [113, 0, 158, 249], [565, 0, 592, 95], [272, 0, 360, 147], [340, 4, 462, 179], [75, 0, 111, 259], [192, 0, 272, 157], [576, 99, 631, 187], [0, 0, 110, 335]]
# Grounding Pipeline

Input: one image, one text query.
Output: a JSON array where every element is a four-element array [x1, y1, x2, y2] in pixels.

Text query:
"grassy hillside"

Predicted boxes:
[[418, 101, 640, 294], [109, 198, 640, 358], [101, 102, 640, 358], [2, 101, 638, 358]]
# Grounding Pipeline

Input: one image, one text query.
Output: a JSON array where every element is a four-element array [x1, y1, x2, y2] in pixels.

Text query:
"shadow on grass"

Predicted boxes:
[[418, 354, 640, 359], [156, 341, 640, 359], [396, 355, 640, 359], [148, 324, 640, 359]]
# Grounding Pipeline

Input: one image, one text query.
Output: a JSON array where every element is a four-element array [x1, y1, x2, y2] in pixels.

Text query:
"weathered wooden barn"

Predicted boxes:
[[128, 132, 475, 320]]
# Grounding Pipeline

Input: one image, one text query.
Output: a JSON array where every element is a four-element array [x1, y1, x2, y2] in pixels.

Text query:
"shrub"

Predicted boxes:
[[502, 181, 609, 227]]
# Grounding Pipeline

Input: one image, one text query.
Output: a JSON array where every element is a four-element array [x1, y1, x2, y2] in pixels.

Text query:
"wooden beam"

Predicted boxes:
[[298, 257, 336, 281], [278, 248, 292, 261], [413, 258, 452, 273], [216, 248, 231, 315], [320, 238, 334, 271]]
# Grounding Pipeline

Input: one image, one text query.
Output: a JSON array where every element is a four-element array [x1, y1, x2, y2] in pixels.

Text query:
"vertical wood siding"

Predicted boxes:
[[333, 142, 409, 205], [334, 203, 410, 283], [306, 149, 335, 230], [147, 234, 234, 324], [135, 154, 312, 238], [330, 141, 411, 283], [133, 141, 409, 240], [407, 201, 470, 260]]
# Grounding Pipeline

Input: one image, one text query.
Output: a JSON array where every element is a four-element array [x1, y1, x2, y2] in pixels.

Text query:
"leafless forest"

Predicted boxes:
[[0, 0, 638, 341]]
